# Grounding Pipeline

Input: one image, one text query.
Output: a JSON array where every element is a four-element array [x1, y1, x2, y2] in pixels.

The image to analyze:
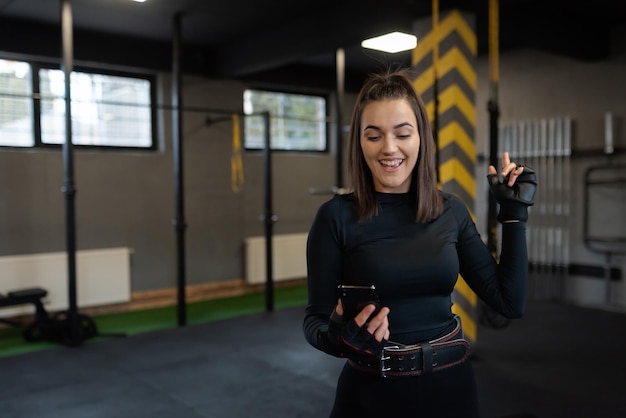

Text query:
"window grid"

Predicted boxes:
[[0, 59, 34, 147], [243, 89, 327, 152], [0, 57, 155, 150]]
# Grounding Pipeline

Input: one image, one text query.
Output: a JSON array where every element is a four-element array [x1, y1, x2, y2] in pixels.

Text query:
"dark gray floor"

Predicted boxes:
[[0, 299, 624, 418]]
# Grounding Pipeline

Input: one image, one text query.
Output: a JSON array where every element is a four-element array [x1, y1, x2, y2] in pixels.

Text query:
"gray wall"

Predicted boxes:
[[473, 26, 626, 310], [0, 74, 335, 293], [1, 25, 625, 310]]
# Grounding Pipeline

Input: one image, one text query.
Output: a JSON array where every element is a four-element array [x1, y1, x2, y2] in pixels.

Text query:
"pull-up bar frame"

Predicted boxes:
[[170, 14, 275, 323]]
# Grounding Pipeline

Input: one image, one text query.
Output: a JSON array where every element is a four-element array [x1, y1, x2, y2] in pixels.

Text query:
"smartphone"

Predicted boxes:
[[337, 284, 380, 320]]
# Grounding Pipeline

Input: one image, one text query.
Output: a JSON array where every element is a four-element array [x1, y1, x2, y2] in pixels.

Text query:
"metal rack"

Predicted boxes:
[[583, 164, 626, 304]]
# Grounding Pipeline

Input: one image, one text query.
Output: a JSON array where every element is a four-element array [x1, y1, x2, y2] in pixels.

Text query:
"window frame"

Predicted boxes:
[[242, 87, 330, 154], [0, 57, 157, 151]]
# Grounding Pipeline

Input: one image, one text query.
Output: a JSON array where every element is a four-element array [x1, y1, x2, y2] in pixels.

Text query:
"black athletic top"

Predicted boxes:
[[303, 191, 528, 352]]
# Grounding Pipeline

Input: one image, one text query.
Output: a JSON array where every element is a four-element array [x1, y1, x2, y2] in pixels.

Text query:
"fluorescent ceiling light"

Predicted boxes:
[[361, 31, 417, 53]]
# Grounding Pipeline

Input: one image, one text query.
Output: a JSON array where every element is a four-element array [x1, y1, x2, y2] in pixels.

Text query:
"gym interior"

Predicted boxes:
[[0, 1, 625, 417]]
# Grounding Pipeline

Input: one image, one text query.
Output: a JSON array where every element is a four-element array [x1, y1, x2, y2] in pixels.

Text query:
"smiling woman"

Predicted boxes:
[[303, 68, 537, 418], [347, 69, 440, 222]]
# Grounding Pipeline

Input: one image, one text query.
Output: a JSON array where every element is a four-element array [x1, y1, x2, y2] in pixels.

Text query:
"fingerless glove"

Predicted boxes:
[[317, 310, 386, 358], [488, 167, 537, 222]]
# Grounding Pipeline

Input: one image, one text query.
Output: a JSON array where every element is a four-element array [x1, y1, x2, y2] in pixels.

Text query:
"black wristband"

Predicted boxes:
[[497, 202, 529, 223]]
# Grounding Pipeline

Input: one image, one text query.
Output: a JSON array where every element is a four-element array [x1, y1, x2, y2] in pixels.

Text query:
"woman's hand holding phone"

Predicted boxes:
[[336, 298, 390, 344]]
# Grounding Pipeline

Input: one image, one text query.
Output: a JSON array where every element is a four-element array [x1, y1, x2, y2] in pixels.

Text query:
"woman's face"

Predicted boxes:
[[360, 98, 420, 193]]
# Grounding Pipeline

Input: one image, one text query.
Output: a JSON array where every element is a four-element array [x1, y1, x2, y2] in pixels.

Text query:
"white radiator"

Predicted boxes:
[[0, 247, 132, 318], [244, 233, 308, 284]]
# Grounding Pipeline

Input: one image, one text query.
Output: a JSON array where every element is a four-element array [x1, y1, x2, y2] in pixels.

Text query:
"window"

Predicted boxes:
[[0, 59, 33, 146], [243, 89, 327, 151], [0, 58, 155, 149]]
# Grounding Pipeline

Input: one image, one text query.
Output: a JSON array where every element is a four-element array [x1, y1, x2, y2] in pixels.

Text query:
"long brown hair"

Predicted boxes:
[[347, 68, 443, 222]]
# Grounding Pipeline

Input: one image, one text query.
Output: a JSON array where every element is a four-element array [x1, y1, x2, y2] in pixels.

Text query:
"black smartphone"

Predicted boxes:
[[337, 284, 380, 320]]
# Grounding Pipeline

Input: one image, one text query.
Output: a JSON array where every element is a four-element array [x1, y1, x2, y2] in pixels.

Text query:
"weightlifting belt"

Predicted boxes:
[[348, 316, 470, 378]]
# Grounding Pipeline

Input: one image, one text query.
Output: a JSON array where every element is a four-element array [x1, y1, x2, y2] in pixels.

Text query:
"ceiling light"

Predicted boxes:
[[132, 0, 147, 3], [361, 31, 417, 53]]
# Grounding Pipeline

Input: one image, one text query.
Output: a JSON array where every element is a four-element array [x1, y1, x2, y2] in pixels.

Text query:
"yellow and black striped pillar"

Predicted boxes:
[[410, 9, 479, 344]]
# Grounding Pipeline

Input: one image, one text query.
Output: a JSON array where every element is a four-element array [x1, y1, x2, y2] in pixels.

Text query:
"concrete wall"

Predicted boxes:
[[0, 74, 335, 294], [0, 24, 624, 311], [473, 26, 626, 311]]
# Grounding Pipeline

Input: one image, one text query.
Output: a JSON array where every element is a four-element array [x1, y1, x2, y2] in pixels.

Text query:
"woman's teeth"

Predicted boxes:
[[380, 159, 402, 167]]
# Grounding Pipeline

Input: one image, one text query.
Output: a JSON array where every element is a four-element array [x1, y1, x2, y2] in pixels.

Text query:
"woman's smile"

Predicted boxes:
[[380, 158, 404, 168]]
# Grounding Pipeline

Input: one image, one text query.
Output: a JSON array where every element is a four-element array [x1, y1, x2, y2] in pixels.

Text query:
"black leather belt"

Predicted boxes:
[[348, 316, 470, 378]]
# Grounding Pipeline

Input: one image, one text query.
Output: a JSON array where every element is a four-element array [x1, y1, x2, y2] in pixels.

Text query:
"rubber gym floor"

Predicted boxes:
[[0, 297, 624, 418]]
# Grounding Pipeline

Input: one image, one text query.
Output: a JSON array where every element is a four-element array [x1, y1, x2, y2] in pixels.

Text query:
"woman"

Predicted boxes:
[[302, 68, 537, 417]]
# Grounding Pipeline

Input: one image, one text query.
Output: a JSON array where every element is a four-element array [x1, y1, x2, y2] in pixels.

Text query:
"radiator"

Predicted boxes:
[[244, 233, 308, 284], [0, 247, 132, 318]]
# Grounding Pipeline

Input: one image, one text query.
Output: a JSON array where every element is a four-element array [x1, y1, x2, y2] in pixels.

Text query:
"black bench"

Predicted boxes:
[[0, 287, 51, 341]]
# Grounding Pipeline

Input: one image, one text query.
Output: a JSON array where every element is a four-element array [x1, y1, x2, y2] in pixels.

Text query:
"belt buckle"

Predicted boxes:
[[379, 345, 399, 378]]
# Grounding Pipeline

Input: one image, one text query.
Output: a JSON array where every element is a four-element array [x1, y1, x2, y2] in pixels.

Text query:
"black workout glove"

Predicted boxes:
[[488, 166, 537, 223], [317, 309, 386, 358]]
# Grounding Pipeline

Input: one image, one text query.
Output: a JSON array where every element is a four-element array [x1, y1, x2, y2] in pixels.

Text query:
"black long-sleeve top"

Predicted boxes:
[[303, 191, 528, 353]]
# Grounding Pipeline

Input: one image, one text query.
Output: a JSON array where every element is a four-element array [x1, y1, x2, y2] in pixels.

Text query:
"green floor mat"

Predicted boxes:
[[0, 284, 308, 358]]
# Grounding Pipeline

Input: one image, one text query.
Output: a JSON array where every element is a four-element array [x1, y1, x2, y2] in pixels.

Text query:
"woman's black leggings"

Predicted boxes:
[[329, 357, 480, 418]]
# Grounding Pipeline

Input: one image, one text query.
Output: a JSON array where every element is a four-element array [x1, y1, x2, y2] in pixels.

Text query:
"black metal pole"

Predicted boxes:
[[172, 12, 187, 326], [487, 0, 500, 257], [433, 77, 440, 182], [335, 48, 345, 189], [262, 111, 274, 312], [487, 100, 499, 256], [432, 0, 440, 182], [60, 0, 81, 346]]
